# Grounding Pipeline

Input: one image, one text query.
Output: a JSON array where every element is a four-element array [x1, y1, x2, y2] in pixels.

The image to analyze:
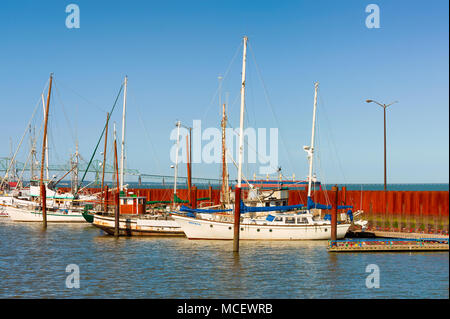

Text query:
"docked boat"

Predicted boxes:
[[90, 194, 185, 236], [87, 77, 185, 236], [2, 74, 94, 223], [172, 211, 350, 240], [171, 37, 353, 240], [6, 205, 85, 222]]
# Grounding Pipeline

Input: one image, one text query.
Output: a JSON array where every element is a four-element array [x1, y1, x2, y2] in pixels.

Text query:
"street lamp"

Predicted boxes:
[[365, 99, 398, 192]]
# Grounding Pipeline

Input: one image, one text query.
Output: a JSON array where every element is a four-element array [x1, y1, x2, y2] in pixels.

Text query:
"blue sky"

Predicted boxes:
[[0, 0, 448, 184]]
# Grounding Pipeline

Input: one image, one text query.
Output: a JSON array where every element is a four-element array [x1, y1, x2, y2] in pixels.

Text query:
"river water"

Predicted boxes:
[[0, 219, 448, 299]]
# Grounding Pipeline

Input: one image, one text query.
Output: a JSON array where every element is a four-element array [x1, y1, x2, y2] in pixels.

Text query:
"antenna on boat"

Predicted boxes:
[[120, 76, 128, 191], [305, 82, 319, 203]]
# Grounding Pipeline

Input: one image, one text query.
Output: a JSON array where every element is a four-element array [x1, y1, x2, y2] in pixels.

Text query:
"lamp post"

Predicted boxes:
[[365, 99, 398, 192], [366, 99, 398, 228]]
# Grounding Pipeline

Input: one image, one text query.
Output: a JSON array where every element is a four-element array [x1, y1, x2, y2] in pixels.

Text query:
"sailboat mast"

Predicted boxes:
[[221, 103, 229, 205], [41, 73, 53, 228], [237, 36, 248, 188], [120, 76, 127, 191], [41, 94, 50, 181], [71, 143, 79, 195], [307, 82, 319, 198], [173, 121, 181, 207], [101, 112, 110, 210]]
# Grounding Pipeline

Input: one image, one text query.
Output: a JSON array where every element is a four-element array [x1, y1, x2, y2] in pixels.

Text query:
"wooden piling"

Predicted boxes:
[[233, 186, 241, 253], [114, 191, 119, 237], [331, 186, 338, 241]]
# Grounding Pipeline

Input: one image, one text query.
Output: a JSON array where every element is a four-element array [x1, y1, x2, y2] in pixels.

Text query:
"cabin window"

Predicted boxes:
[[297, 217, 308, 224], [274, 217, 283, 222], [285, 217, 295, 224]]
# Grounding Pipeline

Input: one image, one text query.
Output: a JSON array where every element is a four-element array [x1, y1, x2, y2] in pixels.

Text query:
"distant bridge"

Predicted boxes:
[[0, 157, 140, 176]]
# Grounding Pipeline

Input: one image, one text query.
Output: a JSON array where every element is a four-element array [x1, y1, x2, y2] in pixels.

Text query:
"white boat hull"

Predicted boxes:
[[92, 214, 185, 236], [172, 215, 350, 240], [6, 206, 85, 223]]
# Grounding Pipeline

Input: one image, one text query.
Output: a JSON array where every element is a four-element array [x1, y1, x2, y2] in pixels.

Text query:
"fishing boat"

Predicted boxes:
[[6, 205, 84, 222], [86, 77, 185, 236], [171, 37, 353, 240], [91, 195, 184, 236], [3, 74, 90, 223]]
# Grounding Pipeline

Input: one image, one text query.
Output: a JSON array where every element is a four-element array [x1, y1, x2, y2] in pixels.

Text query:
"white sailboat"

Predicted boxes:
[[90, 78, 184, 235], [4, 74, 87, 222], [172, 37, 352, 240]]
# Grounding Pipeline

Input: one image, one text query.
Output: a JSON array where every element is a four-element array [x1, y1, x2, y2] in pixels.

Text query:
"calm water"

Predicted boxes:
[[0, 219, 448, 299]]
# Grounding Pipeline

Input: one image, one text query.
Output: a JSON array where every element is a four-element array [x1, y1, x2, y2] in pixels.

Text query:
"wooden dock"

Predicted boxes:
[[328, 238, 449, 253]]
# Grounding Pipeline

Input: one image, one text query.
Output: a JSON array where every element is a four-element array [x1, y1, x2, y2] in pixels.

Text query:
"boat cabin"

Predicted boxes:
[[262, 213, 329, 226], [119, 196, 146, 215]]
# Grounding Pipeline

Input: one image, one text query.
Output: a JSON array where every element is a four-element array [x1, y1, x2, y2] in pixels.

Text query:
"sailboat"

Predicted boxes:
[[88, 77, 185, 236], [5, 74, 87, 222], [171, 37, 352, 240]]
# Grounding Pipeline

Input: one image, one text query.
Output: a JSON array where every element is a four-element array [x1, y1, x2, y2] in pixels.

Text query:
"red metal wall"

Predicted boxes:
[[61, 187, 448, 217]]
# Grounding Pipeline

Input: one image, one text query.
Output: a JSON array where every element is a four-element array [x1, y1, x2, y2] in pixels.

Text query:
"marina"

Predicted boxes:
[[0, 0, 448, 304]]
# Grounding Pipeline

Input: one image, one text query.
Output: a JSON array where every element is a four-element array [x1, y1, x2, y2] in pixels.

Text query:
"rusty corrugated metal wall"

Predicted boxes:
[[61, 187, 449, 232]]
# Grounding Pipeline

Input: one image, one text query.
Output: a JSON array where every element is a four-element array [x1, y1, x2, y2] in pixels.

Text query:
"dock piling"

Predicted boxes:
[[114, 191, 119, 237], [331, 185, 338, 241], [233, 186, 241, 253]]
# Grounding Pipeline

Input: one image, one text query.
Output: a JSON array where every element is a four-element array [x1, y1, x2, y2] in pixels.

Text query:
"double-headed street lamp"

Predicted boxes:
[[365, 99, 398, 192]]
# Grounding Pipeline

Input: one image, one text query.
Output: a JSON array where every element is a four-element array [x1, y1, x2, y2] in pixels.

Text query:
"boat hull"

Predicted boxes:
[[172, 215, 350, 240], [6, 206, 85, 223], [92, 214, 185, 237]]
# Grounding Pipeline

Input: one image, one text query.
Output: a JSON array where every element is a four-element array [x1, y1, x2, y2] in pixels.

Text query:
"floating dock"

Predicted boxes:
[[328, 238, 449, 252]]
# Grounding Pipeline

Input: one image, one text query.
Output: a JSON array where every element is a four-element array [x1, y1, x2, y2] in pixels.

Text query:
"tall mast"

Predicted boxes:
[[41, 94, 50, 181], [29, 125, 36, 181], [120, 76, 127, 191], [237, 36, 248, 188], [173, 121, 181, 207], [41, 73, 53, 228], [113, 122, 119, 188], [101, 112, 110, 210], [307, 82, 319, 198], [221, 103, 229, 205], [71, 143, 79, 194], [9, 138, 15, 181]]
